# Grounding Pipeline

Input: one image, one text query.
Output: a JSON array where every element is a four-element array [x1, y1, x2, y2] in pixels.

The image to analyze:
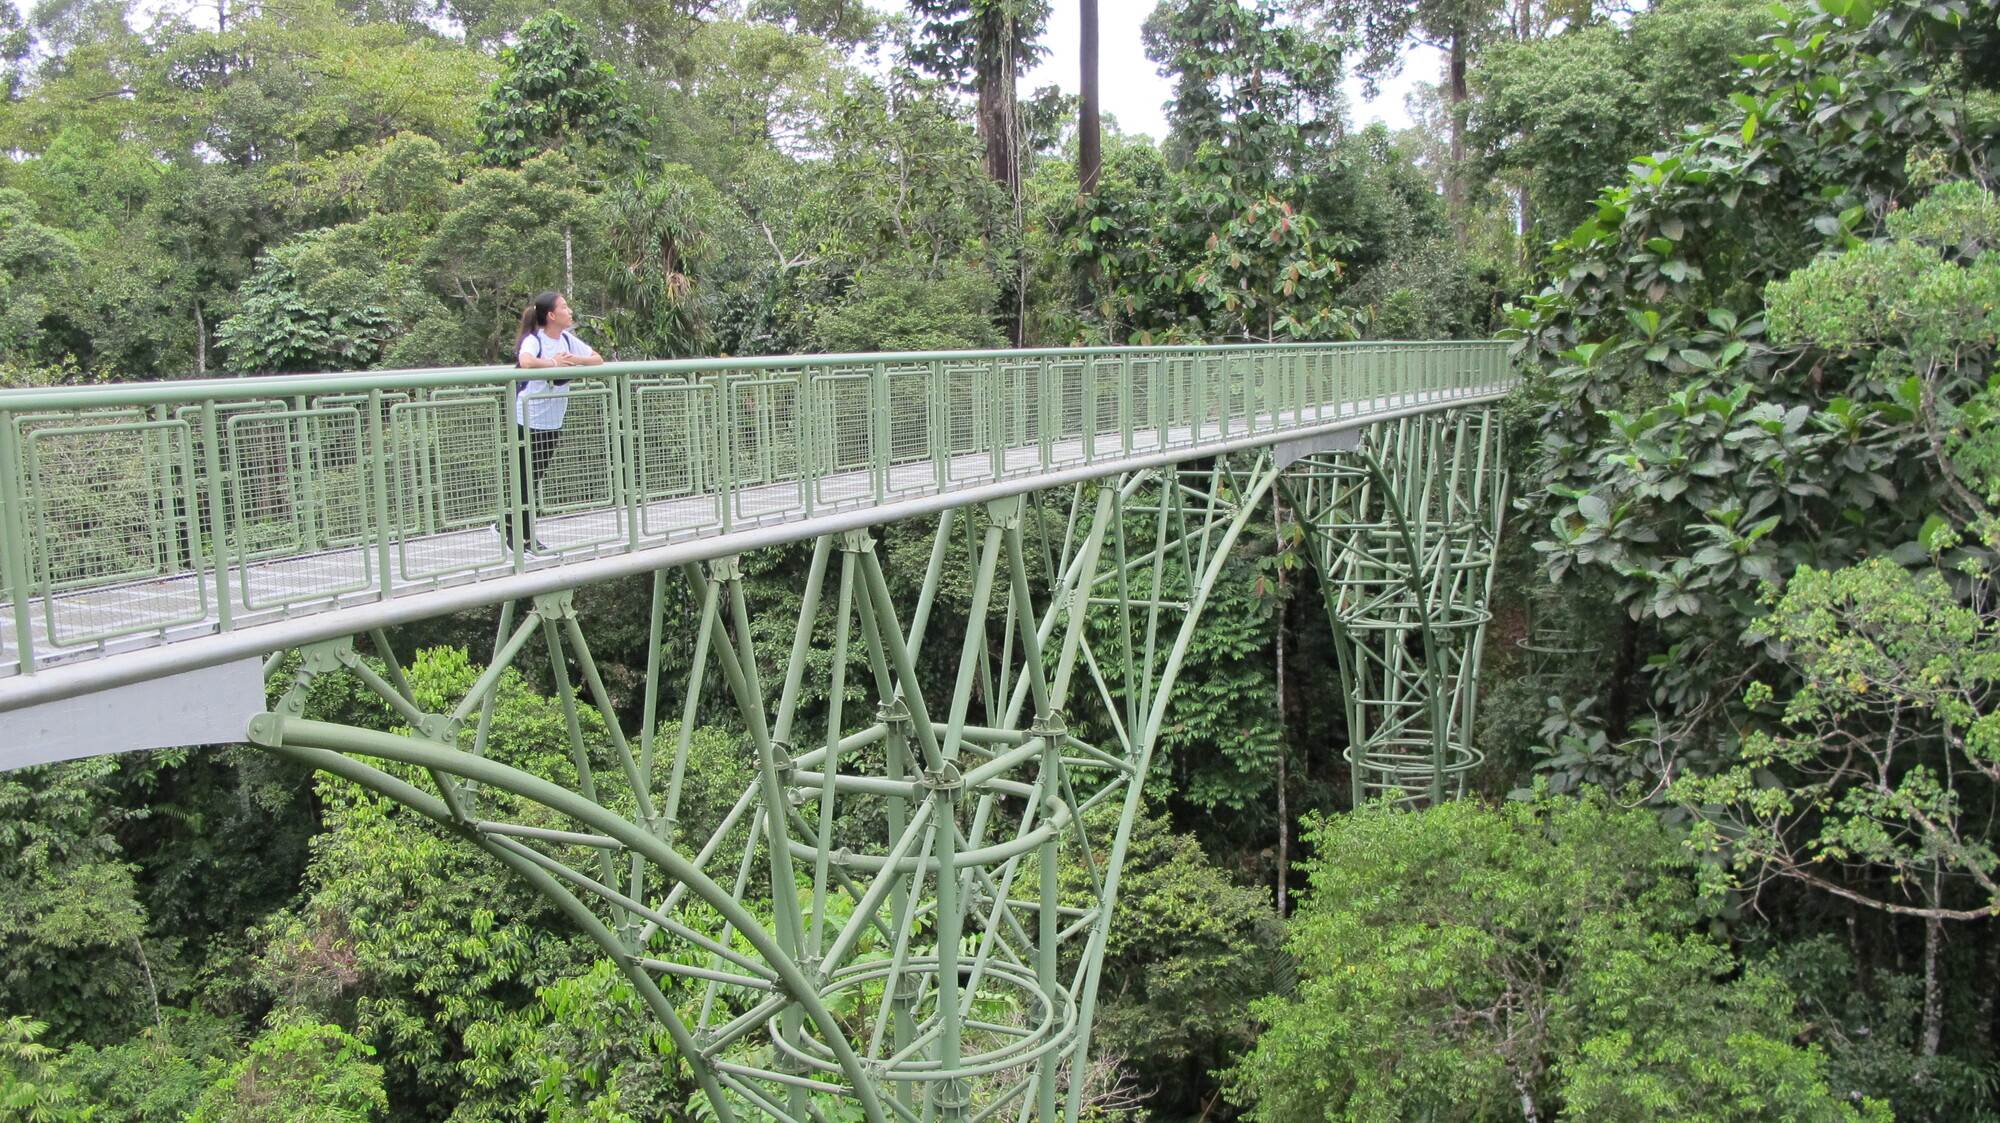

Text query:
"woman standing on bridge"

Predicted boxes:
[[508, 291, 604, 552]]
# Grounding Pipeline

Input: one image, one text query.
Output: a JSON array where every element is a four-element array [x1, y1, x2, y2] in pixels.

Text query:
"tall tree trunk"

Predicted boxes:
[[1608, 615, 1638, 734], [563, 226, 575, 295], [1445, 28, 1469, 228], [1516, 182, 1534, 268], [1079, 0, 1101, 195], [1014, 225, 1028, 346], [1274, 493, 1290, 914], [1848, 905, 1873, 998], [1514, 1072, 1541, 1123], [1923, 877, 1945, 1058], [131, 937, 163, 1031], [975, 13, 1020, 198], [974, 8, 1026, 344], [193, 300, 206, 375], [1982, 924, 2000, 1062]]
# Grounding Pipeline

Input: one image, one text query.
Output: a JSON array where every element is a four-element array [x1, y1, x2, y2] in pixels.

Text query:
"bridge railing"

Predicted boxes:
[[0, 340, 1513, 676]]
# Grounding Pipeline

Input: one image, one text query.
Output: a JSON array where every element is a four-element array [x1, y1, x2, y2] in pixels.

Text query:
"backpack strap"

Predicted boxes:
[[515, 333, 544, 374]]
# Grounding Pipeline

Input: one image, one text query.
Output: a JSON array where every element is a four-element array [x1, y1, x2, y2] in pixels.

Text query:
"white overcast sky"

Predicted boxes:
[[135, 0, 1435, 138], [1018, 0, 1440, 139]]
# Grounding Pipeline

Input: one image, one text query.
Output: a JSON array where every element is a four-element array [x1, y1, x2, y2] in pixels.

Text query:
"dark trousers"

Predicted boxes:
[[507, 425, 561, 544]]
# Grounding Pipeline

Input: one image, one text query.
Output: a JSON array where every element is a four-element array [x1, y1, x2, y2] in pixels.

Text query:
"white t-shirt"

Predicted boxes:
[[515, 330, 597, 430]]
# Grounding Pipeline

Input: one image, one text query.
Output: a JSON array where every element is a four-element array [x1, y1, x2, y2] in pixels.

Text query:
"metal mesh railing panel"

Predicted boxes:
[[943, 361, 989, 485], [728, 375, 805, 523], [815, 371, 877, 508], [636, 381, 720, 538], [1050, 360, 1087, 468], [391, 397, 507, 581], [533, 385, 624, 553], [227, 407, 373, 611], [1195, 355, 1226, 437], [994, 359, 1041, 478], [1158, 356, 1196, 447], [1225, 353, 1253, 433], [172, 400, 287, 562], [1127, 358, 1158, 452], [879, 364, 934, 499], [884, 365, 932, 469], [1086, 356, 1123, 460], [24, 418, 207, 646]]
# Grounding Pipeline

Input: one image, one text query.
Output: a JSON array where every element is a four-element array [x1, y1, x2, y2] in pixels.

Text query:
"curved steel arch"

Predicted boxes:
[[246, 452, 1288, 1123]]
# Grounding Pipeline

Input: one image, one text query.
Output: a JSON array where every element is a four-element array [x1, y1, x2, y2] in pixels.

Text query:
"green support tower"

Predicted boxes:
[[1283, 409, 1507, 807]]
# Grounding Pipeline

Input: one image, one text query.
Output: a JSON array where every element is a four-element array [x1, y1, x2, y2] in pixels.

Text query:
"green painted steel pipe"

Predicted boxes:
[[1062, 454, 1283, 1123], [0, 341, 1509, 413], [0, 417, 36, 675], [252, 715, 891, 1123], [262, 740, 744, 1123]]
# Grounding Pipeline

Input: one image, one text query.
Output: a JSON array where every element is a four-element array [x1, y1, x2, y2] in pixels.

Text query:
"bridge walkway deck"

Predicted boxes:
[[1, 394, 1467, 677]]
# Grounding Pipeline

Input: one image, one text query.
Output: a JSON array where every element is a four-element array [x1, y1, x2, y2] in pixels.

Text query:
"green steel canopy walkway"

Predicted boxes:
[[0, 340, 1514, 1123]]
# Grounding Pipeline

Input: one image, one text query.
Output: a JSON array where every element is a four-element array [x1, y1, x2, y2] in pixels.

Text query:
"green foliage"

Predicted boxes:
[[1471, 0, 1775, 231], [1229, 793, 1887, 1123], [905, 0, 1048, 94], [1526, 177, 2000, 926], [1514, 0, 2000, 754], [0, 187, 84, 366], [1031, 805, 1285, 1118], [811, 260, 1004, 352], [188, 1021, 387, 1123], [1304, 0, 1505, 92], [1767, 179, 2000, 362], [217, 135, 481, 371], [0, 1017, 95, 1122], [0, 757, 152, 1044], [259, 649, 609, 1112], [263, 645, 756, 1117], [1059, 491, 1287, 819], [216, 233, 398, 373], [1677, 554, 2000, 918], [0, 0, 488, 378], [475, 11, 647, 171], [595, 165, 748, 358], [736, 68, 1013, 353], [460, 960, 696, 1122], [1153, 564, 1282, 813], [1765, 935, 2000, 1122], [1339, 222, 1490, 339], [1145, 0, 1344, 169], [422, 156, 596, 357], [59, 1010, 245, 1123], [1063, 0, 1362, 343]]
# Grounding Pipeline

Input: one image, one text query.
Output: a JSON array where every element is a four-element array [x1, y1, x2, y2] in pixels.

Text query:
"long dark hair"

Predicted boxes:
[[517, 291, 561, 353]]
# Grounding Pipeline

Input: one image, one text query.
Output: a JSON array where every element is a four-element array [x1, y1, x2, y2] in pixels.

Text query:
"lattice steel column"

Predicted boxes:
[[1282, 408, 1507, 807], [1517, 592, 1600, 682], [240, 453, 1282, 1123]]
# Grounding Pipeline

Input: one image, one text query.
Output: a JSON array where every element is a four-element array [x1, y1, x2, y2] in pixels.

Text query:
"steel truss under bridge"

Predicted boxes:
[[0, 340, 1514, 1123], [1282, 411, 1509, 807]]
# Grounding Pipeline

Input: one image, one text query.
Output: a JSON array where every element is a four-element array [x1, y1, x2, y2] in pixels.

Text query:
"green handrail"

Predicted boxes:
[[0, 339, 1514, 677]]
